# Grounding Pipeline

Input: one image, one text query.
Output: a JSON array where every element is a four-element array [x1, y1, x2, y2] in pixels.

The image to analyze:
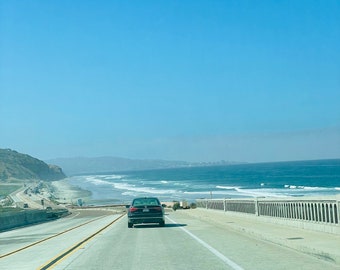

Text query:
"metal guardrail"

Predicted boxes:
[[196, 198, 340, 226]]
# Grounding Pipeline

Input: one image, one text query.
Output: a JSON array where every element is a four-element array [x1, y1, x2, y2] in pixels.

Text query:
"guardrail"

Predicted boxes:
[[196, 198, 340, 233]]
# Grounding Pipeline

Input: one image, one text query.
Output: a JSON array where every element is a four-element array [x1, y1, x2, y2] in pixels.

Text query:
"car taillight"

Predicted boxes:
[[152, 206, 162, 212], [129, 207, 138, 212]]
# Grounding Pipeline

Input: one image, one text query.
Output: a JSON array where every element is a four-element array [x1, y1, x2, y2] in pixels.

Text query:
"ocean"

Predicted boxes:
[[67, 159, 340, 205]]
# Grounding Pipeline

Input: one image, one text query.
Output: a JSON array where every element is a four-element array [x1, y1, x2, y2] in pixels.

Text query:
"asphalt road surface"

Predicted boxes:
[[0, 209, 338, 270]]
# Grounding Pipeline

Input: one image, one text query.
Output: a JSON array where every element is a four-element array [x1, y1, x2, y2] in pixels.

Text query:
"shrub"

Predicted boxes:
[[190, 202, 197, 209], [172, 201, 180, 211]]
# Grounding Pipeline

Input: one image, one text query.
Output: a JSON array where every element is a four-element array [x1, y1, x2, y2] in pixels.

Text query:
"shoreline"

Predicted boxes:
[[49, 178, 340, 208], [51, 179, 92, 205]]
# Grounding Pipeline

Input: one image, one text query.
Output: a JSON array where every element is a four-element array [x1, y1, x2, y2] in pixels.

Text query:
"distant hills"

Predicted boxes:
[[0, 148, 241, 179], [46, 156, 241, 176], [0, 149, 66, 181], [46, 157, 191, 175]]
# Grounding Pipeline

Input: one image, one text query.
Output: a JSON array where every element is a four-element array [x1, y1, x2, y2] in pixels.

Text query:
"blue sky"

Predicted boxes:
[[1, 1, 339, 162]]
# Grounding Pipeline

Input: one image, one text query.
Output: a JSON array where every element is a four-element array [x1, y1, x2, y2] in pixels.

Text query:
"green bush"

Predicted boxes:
[[172, 201, 180, 211], [190, 202, 197, 209]]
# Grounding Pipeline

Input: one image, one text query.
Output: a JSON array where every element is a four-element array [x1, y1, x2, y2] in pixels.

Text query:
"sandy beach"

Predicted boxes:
[[50, 180, 181, 207], [51, 179, 92, 205]]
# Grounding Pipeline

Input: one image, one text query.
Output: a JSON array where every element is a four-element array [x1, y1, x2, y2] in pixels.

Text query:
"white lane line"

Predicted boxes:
[[166, 216, 244, 270], [65, 211, 81, 219]]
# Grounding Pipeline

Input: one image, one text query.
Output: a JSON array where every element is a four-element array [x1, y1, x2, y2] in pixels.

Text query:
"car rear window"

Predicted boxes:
[[133, 198, 159, 206]]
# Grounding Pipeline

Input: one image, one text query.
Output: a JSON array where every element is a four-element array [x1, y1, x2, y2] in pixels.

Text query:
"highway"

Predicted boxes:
[[0, 209, 338, 270]]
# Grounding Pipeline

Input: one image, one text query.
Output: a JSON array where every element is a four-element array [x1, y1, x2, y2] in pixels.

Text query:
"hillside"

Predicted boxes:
[[46, 157, 241, 176], [46, 156, 191, 175], [0, 149, 66, 181]]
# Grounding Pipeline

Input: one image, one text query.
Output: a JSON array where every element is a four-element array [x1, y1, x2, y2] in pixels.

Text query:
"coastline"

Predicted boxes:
[[51, 179, 92, 205], [50, 178, 340, 208]]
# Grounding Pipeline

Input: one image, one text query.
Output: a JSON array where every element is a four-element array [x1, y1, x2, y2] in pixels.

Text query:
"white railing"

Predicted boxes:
[[196, 198, 340, 227], [257, 200, 339, 224]]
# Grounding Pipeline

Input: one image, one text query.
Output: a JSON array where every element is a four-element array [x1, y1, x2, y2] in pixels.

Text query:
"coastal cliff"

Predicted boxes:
[[0, 148, 66, 181]]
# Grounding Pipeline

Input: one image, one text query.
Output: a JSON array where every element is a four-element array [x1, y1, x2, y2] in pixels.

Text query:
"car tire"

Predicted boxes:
[[128, 222, 133, 228]]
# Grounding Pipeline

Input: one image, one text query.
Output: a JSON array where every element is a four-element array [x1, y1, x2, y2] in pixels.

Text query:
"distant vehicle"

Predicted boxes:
[[23, 203, 28, 208], [126, 197, 165, 228], [46, 206, 52, 210]]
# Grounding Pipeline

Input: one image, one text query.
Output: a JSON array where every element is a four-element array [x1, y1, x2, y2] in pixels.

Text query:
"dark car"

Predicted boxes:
[[127, 197, 165, 228]]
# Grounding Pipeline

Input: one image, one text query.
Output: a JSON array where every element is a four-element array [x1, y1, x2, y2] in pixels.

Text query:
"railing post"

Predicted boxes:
[[255, 198, 259, 216], [337, 200, 340, 224], [223, 199, 226, 212]]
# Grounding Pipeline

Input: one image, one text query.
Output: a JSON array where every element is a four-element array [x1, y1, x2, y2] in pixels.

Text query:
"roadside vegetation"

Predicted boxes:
[[0, 184, 21, 197], [0, 184, 21, 209], [172, 202, 180, 211], [172, 201, 197, 211]]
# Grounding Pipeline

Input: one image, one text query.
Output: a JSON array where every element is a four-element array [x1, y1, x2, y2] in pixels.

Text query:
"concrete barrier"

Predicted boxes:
[[196, 198, 340, 234], [0, 209, 69, 231]]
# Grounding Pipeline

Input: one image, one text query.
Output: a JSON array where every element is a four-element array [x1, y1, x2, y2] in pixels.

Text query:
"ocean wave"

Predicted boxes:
[[284, 184, 331, 190], [183, 188, 289, 198], [85, 177, 113, 186], [302, 186, 328, 190], [184, 190, 238, 196], [234, 188, 288, 198], [173, 182, 189, 186], [112, 182, 135, 190], [69, 167, 340, 203], [216, 185, 240, 190], [284, 185, 306, 189], [111, 181, 178, 195], [103, 175, 125, 180]]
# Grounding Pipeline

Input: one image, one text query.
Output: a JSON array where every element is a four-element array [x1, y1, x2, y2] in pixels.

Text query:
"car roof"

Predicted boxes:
[[133, 197, 159, 200], [132, 197, 161, 205]]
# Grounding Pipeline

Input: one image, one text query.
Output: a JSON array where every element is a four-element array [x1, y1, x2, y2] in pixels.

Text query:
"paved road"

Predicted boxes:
[[9, 184, 55, 209], [0, 209, 120, 268], [0, 209, 338, 270]]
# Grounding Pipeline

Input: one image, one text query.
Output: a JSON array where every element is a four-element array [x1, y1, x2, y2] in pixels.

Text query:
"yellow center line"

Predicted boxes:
[[38, 213, 125, 270], [0, 215, 107, 259]]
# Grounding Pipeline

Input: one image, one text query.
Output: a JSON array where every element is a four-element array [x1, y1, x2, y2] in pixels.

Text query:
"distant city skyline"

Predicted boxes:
[[1, 1, 339, 163]]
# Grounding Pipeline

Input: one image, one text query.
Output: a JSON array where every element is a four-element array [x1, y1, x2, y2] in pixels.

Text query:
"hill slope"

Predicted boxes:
[[46, 157, 241, 176], [0, 149, 66, 181], [46, 156, 191, 175]]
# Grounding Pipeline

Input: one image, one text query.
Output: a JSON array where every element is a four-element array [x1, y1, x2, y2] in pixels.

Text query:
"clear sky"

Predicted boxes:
[[1, 1, 339, 163]]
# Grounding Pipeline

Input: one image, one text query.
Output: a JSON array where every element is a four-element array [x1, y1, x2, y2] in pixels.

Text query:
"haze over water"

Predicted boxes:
[[67, 159, 340, 205]]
